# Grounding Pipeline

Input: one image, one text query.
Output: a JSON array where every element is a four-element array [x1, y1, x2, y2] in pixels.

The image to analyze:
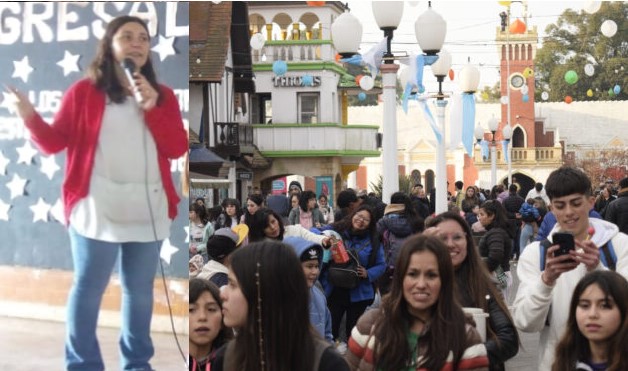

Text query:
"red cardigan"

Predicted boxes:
[[24, 79, 188, 224]]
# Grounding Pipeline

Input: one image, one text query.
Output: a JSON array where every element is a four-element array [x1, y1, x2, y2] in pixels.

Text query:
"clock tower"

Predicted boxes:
[[496, 5, 539, 147]]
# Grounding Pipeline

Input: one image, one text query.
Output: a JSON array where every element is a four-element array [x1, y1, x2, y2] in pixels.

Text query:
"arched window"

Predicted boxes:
[[411, 170, 421, 186], [425, 170, 435, 192]]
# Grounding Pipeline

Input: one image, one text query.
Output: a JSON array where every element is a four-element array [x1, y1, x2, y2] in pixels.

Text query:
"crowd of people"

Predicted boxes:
[[189, 167, 628, 371]]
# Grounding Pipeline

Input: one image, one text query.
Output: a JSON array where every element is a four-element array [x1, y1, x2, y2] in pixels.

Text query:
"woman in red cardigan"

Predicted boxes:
[[8, 15, 187, 371]]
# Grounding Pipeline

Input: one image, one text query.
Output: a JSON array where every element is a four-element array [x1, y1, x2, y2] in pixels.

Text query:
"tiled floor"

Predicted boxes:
[[0, 316, 188, 370]]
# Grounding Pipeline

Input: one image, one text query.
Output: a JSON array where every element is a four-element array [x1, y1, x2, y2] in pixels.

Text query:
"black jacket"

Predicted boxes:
[[455, 275, 518, 371], [605, 191, 628, 234], [479, 227, 513, 273]]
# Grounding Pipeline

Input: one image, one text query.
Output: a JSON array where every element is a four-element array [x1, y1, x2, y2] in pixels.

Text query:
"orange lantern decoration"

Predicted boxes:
[[509, 19, 527, 34], [307, 1, 326, 6], [564, 95, 573, 104], [448, 69, 455, 81], [355, 74, 364, 85]]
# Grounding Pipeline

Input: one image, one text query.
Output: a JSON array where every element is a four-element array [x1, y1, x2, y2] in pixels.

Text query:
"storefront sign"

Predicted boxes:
[[272, 75, 321, 87]]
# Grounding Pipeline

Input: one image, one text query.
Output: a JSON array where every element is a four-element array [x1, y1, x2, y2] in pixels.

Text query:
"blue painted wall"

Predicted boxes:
[[0, 2, 189, 278]]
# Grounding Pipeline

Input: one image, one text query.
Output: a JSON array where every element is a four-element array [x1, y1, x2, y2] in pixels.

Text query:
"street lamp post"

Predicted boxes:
[[488, 115, 499, 187], [430, 49, 451, 214], [475, 116, 511, 189], [372, 1, 404, 204], [503, 124, 513, 184], [331, 2, 446, 204]]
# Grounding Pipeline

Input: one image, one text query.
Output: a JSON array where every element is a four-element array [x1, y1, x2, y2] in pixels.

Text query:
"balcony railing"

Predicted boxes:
[[474, 146, 563, 165], [252, 123, 380, 157]]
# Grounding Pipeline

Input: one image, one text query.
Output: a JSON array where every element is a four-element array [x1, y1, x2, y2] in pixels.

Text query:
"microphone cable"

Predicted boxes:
[[142, 116, 188, 369]]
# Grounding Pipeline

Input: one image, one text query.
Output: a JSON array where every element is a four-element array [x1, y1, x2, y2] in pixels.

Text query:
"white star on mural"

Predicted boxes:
[[0, 91, 18, 114], [0, 151, 10, 175], [16, 141, 38, 165], [12, 56, 34, 83], [160, 238, 179, 265], [151, 34, 176, 62], [6, 173, 27, 199], [40, 155, 60, 180], [0, 199, 10, 221], [50, 199, 64, 223], [56, 50, 81, 76], [30, 197, 51, 223], [184, 225, 190, 243]]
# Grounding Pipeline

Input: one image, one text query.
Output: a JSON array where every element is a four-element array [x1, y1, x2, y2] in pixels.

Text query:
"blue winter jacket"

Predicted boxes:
[[283, 236, 333, 343], [319, 231, 386, 303]]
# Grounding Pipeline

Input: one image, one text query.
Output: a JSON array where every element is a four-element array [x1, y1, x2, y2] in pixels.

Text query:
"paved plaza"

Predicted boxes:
[[0, 316, 188, 371]]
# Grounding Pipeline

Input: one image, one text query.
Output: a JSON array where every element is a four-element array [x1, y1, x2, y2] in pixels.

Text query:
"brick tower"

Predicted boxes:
[[496, 6, 538, 147]]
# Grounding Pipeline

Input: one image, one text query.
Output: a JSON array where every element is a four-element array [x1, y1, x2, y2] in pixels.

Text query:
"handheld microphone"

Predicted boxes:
[[121, 58, 143, 104]]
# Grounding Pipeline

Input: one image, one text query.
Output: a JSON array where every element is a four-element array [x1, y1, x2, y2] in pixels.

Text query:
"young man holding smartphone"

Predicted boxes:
[[512, 166, 628, 371]]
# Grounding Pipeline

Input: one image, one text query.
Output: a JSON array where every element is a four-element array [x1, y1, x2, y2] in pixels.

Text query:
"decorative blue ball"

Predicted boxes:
[[301, 74, 313, 86], [358, 92, 367, 101], [272, 60, 287, 76], [522, 94, 529, 103], [613, 84, 621, 95]]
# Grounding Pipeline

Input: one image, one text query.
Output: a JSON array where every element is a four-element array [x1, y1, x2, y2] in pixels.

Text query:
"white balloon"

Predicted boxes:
[[521, 84, 529, 95], [601, 20, 618, 38], [541, 91, 549, 101], [250, 33, 265, 50], [359, 75, 375, 91], [584, 64, 595, 77], [500, 96, 509, 105], [583, 1, 601, 14]]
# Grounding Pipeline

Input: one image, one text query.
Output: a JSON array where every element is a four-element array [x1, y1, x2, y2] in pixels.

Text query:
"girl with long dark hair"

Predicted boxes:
[[345, 234, 489, 370], [426, 212, 520, 370], [189, 279, 229, 371], [322, 205, 386, 343], [214, 241, 349, 371], [478, 200, 514, 300], [552, 271, 628, 371]]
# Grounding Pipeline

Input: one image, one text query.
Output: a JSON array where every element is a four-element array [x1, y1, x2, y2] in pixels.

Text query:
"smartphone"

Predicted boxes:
[[552, 232, 575, 257]]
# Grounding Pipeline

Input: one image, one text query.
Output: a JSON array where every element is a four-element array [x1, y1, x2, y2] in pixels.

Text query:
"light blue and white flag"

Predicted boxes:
[[361, 38, 387, 78], [461, 93, 476, 157]]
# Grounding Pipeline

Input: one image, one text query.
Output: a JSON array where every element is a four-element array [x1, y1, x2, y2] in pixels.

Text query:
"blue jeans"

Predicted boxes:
[[65, 227, 161, 371], [519, 223, 535, 256]]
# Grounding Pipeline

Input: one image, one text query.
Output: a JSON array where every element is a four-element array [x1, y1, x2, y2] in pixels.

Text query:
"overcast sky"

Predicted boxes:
[[346, 1, 594, 91]]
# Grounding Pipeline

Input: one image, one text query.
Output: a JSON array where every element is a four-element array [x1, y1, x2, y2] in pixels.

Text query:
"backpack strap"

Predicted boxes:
[[539, 239, 552, 271], [599, 240, 616, 271], [540, 238, 616, 271]]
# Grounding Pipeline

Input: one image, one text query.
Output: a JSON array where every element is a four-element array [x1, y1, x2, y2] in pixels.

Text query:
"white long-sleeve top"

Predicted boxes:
[[512, 218, 628, 371]]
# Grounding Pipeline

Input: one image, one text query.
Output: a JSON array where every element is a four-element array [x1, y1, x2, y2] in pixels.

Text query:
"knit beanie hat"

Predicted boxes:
[[300, 245, 322, 262], [207, 228, 238, 261], [289, 181, 303, 193]]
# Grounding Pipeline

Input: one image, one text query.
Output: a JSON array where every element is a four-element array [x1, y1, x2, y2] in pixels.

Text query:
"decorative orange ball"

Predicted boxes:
[[335, 53, 341, 63], [564, 95, 573, 104], [509, 19, 527, 34], [355, 74, 363, 85], [448, 69, 455, 81]]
